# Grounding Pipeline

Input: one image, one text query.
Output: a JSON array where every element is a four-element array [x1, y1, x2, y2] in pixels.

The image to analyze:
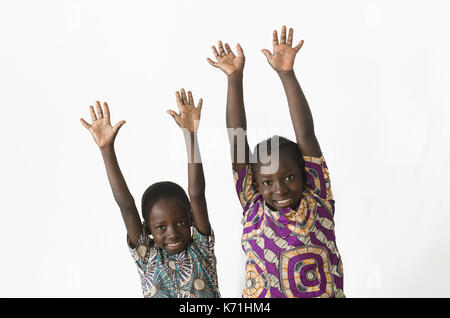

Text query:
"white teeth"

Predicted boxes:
[[167, 242, 182, 248], [275, 198, 291, 204]]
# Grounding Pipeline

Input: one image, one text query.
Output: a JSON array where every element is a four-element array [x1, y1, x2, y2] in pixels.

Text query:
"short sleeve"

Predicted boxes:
[[192, 227, 216, 265], [233, 164, 258, 209], [303, 155, 333, 201], [127, 232, 155, 273]]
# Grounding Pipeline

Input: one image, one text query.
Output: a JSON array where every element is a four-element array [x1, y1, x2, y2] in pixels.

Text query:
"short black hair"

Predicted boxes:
[[251, 135, 306, 180], [141, 181, 191, 223]]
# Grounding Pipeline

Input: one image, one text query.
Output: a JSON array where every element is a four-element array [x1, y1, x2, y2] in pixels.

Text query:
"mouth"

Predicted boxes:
[[165, 241, 184, 249], [273, 197, 293, 208]]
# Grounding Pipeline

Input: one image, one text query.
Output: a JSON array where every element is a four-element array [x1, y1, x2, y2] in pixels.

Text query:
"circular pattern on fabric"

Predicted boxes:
[[242, 258, 270, 298], [182, 259, 216, 298], [163, 253, 192, 285], [280, 246, 333, 298], [194, 278, 206, 291], [137, 245, 147, 258], [149, 285, 157, 297], [143, 269, 172, 298]]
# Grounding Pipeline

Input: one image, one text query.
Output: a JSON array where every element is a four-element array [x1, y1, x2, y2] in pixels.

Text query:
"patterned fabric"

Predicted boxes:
[[234, 156, 344, 298], [128, 227, 220, 298]]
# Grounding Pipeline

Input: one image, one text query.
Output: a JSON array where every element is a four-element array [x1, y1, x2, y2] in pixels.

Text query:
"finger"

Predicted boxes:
[[166, 110, 180, 125], [113, 120, 126, 133], [180, 88, 188, 104], [280, 25, 287, 44], [206, 57, 219, 67], [188, 91, 194, 105], [95, 101, 104, 119], [218, 41, 226, 56], [103, 102, 110, 119], [236, 43, 245, 58], [176, 91, 183, 108], [197, 98, 203, 112], [211, 46, 221, 60], [80, 118, 91, 129], [224, 43, 235, 57], [293, 39, 304, 52], [261, 49, 272, 60], [89, 105, 97, 121], [287, 27, 293, 46], [273, 29, 279, 48]]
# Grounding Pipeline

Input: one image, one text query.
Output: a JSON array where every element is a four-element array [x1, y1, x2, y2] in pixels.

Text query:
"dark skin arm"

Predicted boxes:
[[208, 42, 250, 172], [80, 101, 142, 246], [167, 89, 211, 236], [262, 26, 322, 157]]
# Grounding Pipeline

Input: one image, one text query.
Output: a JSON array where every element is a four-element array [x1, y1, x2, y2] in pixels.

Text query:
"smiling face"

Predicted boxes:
[[253, 148, 305, 211], [147, 198, 192, 254]]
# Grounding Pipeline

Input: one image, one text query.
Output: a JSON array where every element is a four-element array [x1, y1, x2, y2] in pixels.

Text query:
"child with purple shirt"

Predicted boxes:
[[208, 26, 344, 298]]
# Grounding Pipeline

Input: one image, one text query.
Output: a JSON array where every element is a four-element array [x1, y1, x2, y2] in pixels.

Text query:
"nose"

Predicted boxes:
[[166, 225, 177, 238], [273, 180, 289, 195]]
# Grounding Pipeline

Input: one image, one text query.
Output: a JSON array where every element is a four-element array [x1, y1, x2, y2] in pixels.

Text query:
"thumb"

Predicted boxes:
[[206, 57, 218, 67], [80, 118, 91, 130], [261, 49, 272, 60], [166, 110, 180, 125], [113, 120, 126, 133]]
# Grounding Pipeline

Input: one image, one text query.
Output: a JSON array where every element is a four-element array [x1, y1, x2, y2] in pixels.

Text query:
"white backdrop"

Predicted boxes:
[[1, 0, 449, 297]]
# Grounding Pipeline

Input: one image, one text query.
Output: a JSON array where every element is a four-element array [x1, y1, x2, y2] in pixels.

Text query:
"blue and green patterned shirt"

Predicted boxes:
[[128, 227, 220, 298]]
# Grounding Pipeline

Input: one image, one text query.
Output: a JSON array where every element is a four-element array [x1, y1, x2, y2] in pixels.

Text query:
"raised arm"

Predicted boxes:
[[167, 89, 210, 235], [80, 101, 142, 246], [262, 26, 322, 157], [207, 41, 250, 171]]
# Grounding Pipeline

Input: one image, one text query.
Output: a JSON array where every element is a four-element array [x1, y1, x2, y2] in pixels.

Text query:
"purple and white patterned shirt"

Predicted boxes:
[[233, 155, 344, 298]]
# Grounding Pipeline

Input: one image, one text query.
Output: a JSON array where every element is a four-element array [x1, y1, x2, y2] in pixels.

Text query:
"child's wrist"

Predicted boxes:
[[182, 128, 196, 138], [227, 71, 243, 81], [277, 70, 295, 79], [100, 143, 114, 153]]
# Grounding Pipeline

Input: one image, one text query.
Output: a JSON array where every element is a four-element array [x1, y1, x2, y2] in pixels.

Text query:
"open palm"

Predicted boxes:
[[167, 89, 203, 133], [80, 101, 126, 148], [207, 41, 245, 77], [262, 26, 304, 73]]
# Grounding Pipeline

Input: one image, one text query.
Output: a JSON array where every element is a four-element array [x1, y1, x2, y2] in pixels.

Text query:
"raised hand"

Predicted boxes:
[[207, 41, 245, 77], [80, 101, 126, 148], [167, 89, 203, 133], [261, 26, 304, 73]]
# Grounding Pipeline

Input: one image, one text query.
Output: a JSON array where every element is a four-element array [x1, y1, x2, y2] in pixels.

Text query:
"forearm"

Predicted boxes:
[[226, 74, 247, 130], [226, 74, 249, 165], [183, 130, 205, 197], [183, 130, 210, 235], [100, 145, 136, 209], [278, 70, 315, 138]]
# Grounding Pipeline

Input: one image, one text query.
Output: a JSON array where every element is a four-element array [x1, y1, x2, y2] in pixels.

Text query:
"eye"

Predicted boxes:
[[285, 175, 295, 182], [155, 225, 166, 232], [177, 220, 186, 226], [262, 180, 272, 187]]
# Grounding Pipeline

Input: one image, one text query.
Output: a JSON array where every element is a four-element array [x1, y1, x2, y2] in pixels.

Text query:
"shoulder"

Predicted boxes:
[[303, 155, 333, 201], [192, 226, 215, 248], [127, 233, 157, 266], [233, 164, 260, 210]]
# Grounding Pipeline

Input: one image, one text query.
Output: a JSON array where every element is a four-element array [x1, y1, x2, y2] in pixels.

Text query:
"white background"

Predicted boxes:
[[1, 0, 449, 297]]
